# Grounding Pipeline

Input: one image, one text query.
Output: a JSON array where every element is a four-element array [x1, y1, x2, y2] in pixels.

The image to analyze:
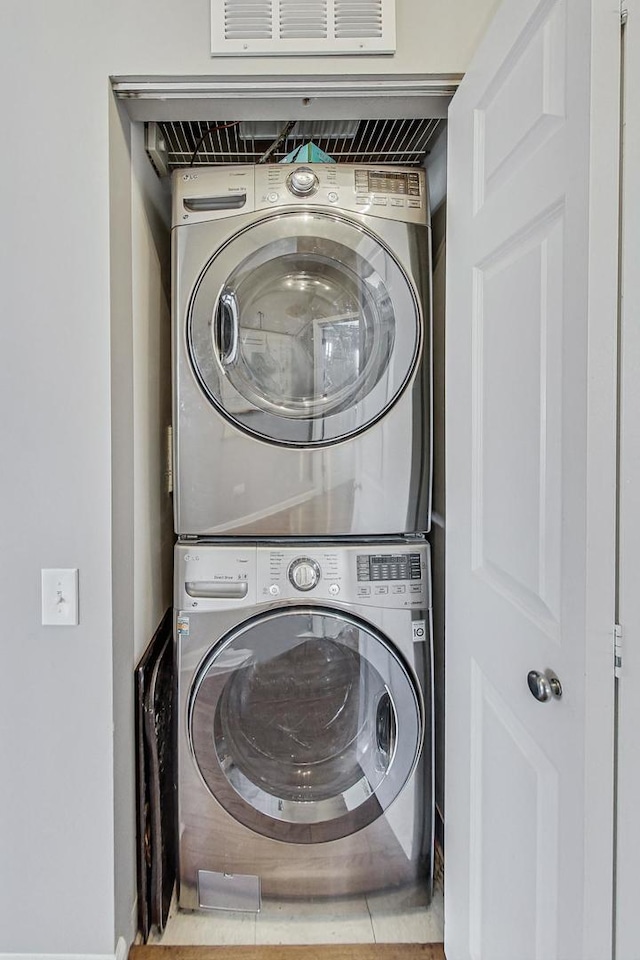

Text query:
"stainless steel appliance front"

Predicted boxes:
[[172, 164, 432, 537], [176, 539, 434, 907]]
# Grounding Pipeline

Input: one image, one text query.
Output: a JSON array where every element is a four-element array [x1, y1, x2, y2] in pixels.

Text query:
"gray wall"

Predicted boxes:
[[109, 101, 174, 949], [0, 1, 498, 953]]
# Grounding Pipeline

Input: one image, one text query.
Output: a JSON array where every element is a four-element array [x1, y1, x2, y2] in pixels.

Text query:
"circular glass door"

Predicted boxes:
[[187, 212, 422, 446], [188, 607, 423, 844]]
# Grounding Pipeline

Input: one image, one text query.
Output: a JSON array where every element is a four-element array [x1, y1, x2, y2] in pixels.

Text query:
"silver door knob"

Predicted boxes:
[[527, 670, 563, 702]]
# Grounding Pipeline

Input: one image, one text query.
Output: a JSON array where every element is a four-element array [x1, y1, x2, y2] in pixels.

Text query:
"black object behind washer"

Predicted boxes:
[[135, 609, 176, 940]]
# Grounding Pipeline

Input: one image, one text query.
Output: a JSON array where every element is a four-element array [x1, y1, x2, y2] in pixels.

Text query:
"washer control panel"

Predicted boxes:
[[176, 542, 431, 610], [258, 543, 430, 609]]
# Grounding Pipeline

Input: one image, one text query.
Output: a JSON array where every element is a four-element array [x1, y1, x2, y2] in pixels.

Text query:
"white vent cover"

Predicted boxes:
[[211, 0, 396, 56]]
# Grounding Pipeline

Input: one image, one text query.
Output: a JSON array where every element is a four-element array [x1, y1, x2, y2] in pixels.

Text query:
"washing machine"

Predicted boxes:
[[172, 164, 432, 538], [175, 538, 433, 910]]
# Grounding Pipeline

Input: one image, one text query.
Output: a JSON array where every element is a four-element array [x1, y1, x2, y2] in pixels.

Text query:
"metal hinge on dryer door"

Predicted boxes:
[[614, 624, 623, 678]]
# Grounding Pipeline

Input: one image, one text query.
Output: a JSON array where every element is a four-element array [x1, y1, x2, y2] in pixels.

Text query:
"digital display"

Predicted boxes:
[[354, 170, 421, 197], [356, 553, 422, 582]]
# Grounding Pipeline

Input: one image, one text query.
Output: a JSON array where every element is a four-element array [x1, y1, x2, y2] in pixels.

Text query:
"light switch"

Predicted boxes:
[[41, 568, 79, 626]]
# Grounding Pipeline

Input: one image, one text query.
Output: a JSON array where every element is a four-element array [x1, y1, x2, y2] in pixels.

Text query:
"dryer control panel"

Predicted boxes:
[[175, 541, 431, 611], [172, 163, 428, 227]]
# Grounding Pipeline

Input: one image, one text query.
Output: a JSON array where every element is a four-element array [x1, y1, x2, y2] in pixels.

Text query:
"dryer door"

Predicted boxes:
[[188, 606, 423, 843], [187, 211, 424, 446]]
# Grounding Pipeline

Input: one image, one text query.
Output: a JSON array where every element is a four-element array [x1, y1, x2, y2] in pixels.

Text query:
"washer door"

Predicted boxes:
[[187, 211, 422, 446], [188, 607, 423, 843]]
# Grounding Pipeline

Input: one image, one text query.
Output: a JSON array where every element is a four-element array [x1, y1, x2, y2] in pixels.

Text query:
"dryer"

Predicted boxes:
[[175, 538, 433, 910], [172, 164, 432, 537]]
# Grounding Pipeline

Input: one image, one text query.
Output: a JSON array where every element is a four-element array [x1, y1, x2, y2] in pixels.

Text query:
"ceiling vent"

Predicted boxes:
[[211, 0, 396, 56]]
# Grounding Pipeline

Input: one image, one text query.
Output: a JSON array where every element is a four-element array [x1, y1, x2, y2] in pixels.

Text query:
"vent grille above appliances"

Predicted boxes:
[[211, 0, 395, 55], [147, 117, 442, 174]]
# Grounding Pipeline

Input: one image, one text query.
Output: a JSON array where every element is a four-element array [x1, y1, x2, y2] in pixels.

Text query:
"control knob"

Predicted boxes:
[[286, 166, 319, 198], [288, 557, 321, 591]]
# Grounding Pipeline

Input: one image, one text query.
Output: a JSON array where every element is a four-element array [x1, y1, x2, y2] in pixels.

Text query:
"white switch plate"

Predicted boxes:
[[41, 568, 79, 626]]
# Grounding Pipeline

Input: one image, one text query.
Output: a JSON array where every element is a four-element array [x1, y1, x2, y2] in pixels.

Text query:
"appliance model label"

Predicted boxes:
[[177, 616, 190, 636], [412, 620, 426, 643]]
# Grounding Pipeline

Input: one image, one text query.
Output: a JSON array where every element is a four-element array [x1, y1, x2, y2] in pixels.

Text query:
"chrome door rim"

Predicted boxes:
[[186, 211, 423, 448], [187, 605, 424, 844]]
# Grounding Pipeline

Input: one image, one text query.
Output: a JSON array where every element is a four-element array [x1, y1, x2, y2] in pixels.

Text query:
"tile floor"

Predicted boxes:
[[151, 881, 444, 947]]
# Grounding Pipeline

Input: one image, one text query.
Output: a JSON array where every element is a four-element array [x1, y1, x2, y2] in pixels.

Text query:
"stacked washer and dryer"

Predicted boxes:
[[171, 162, 434, 913]]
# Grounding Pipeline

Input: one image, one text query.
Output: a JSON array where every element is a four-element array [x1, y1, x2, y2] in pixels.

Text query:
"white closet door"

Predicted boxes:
[[615, 2, 640, 956], [444, 0, 620, 957]]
